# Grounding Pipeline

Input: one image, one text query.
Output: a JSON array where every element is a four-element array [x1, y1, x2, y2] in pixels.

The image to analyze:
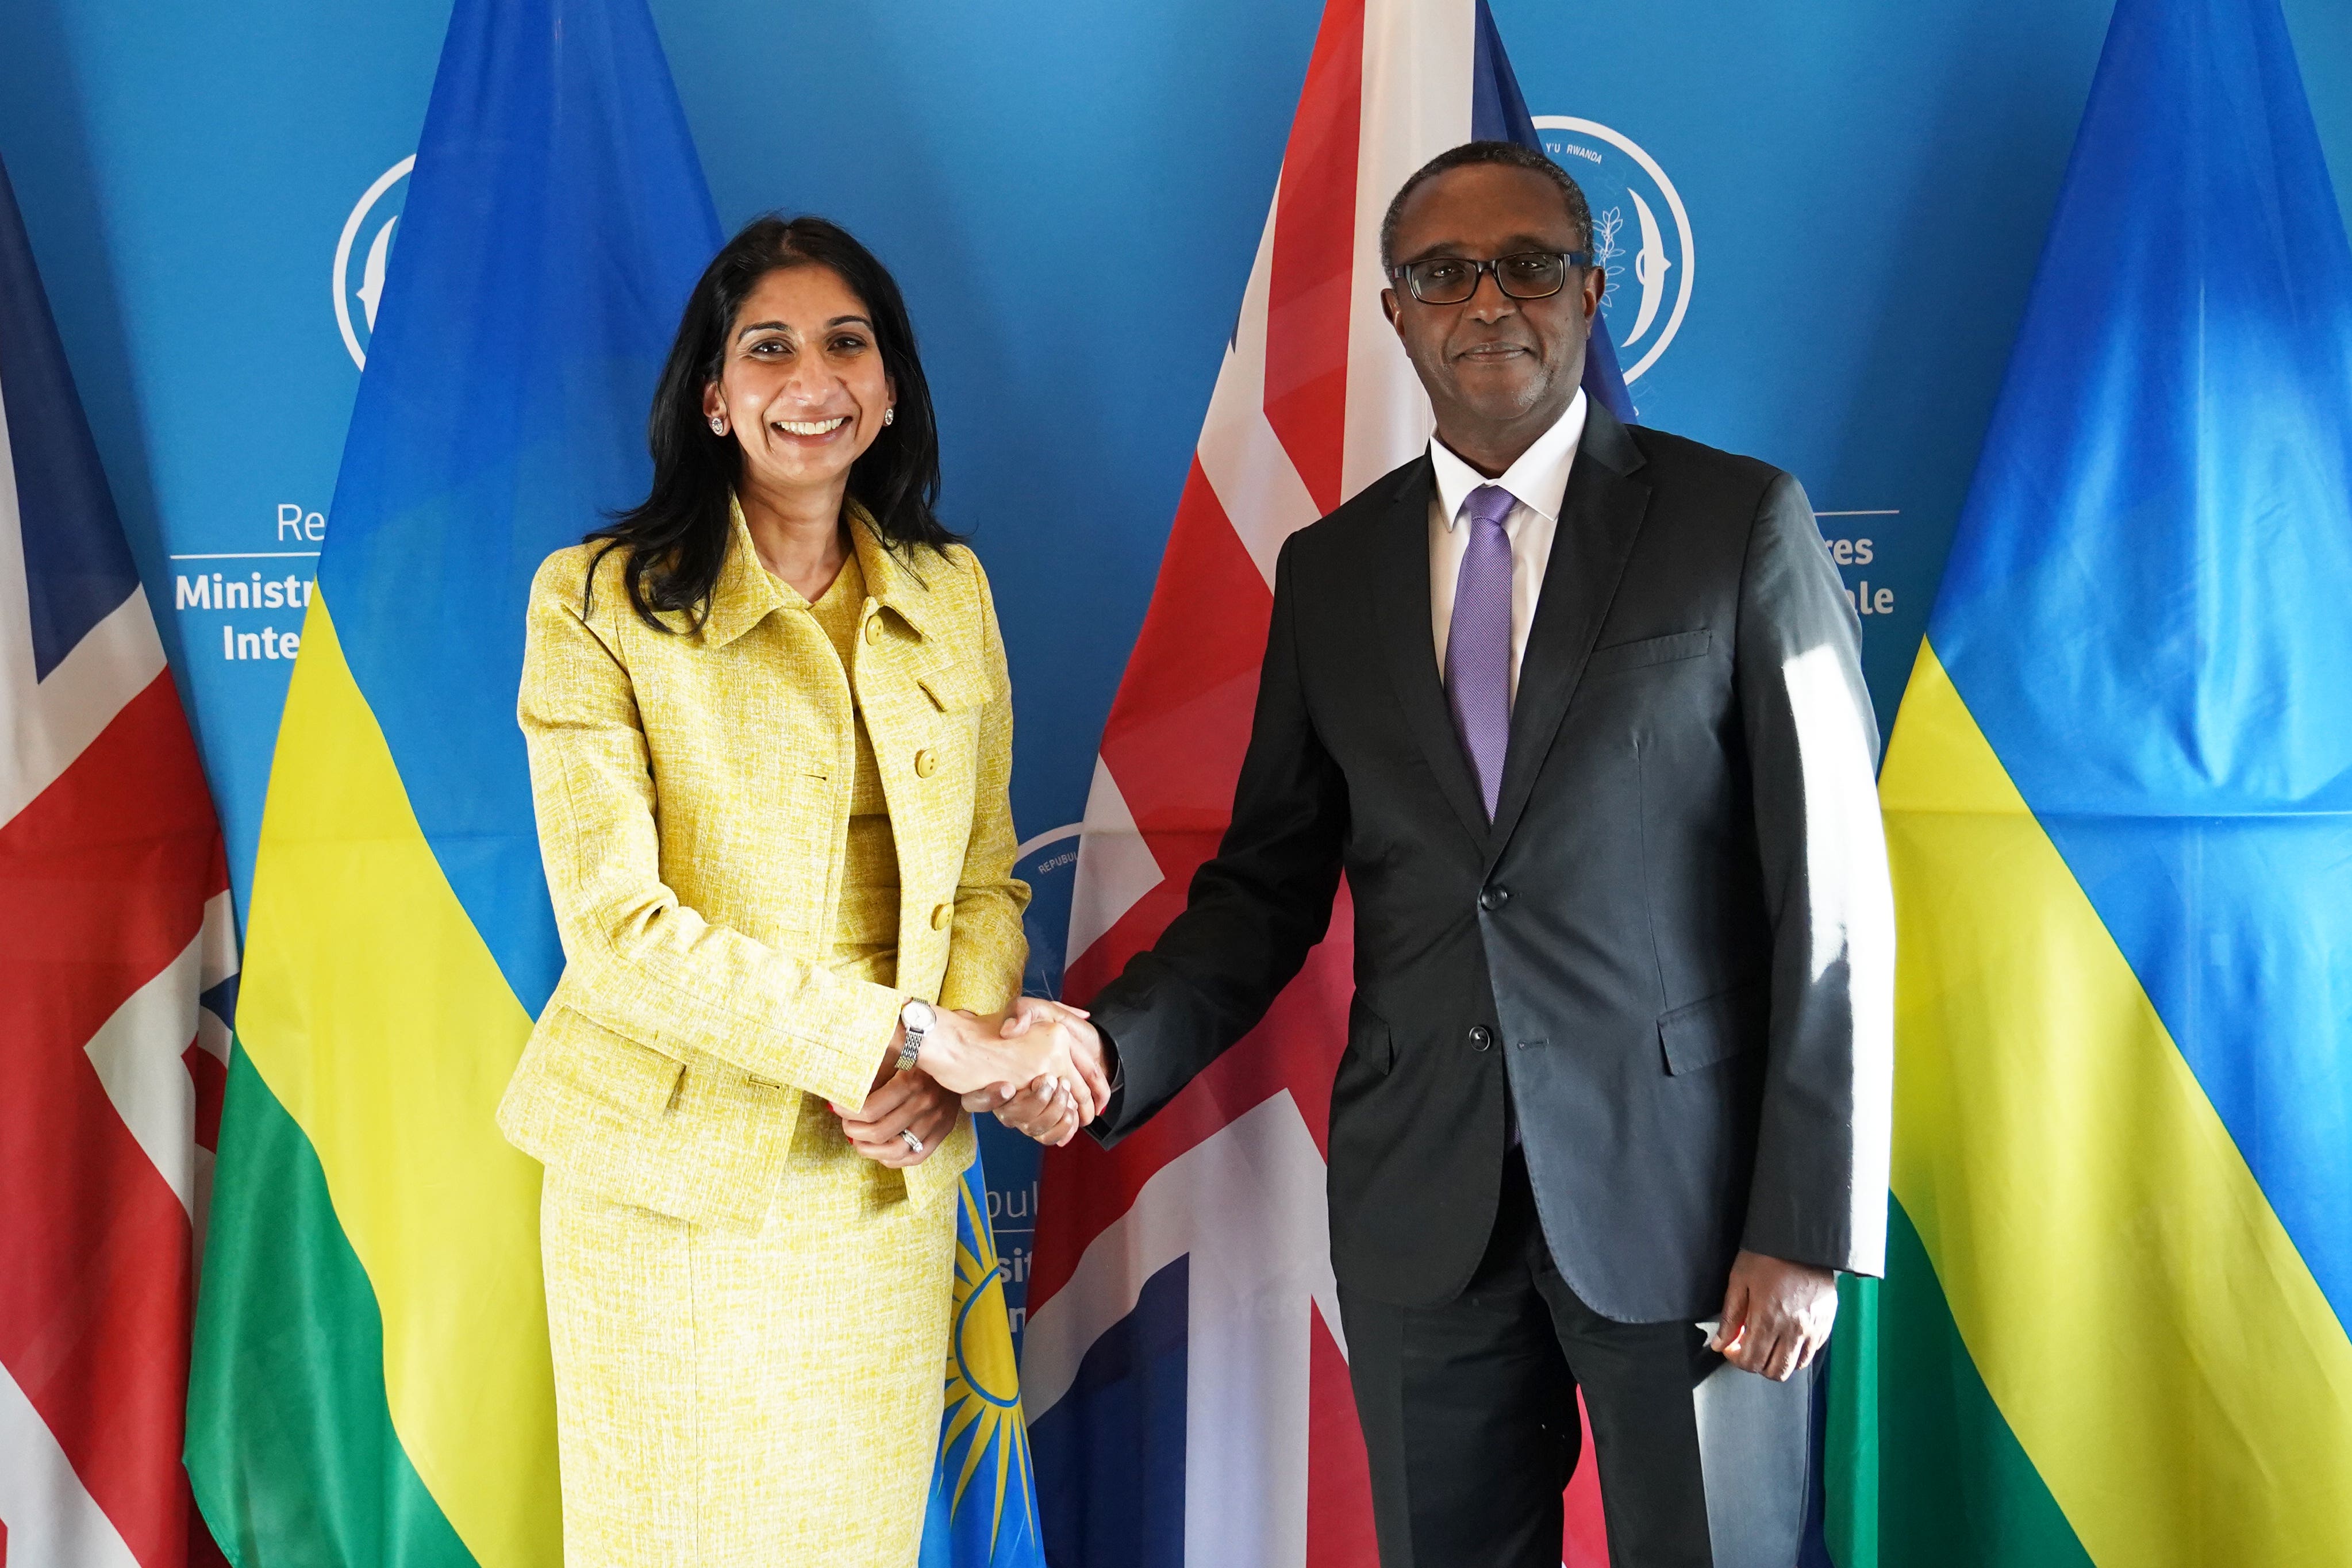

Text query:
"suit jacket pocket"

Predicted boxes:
[[1346, 995, 1397, 1076], [918, 659, 997, 712], [1586, 629, 1713, 678], [522, 1004, 685, 1114], [497, 1002, 787, 1233], [1657, 980, 1767, 1075]]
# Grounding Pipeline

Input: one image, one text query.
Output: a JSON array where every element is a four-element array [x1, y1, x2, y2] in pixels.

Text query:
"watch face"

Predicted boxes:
[[902, 1000, 936, 1033]]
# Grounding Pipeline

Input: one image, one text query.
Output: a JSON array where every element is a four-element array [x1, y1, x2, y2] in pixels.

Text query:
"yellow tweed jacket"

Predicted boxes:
[[497, 501, 1029, 1231]]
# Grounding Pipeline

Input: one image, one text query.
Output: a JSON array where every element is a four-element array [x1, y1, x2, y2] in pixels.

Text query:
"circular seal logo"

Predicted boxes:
[[1013, 823, 1085, 999], [333, 156, 414, 370], [1532, 117, 1694, 383]]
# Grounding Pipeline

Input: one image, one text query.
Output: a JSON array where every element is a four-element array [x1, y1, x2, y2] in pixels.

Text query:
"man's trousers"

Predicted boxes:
[[1338, 1149, 1820, 1568]]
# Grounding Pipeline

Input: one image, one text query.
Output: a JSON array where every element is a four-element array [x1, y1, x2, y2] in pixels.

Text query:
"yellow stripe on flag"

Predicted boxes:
[[238, 593, 560, 1567], [1880, 640, 2352, 1566]]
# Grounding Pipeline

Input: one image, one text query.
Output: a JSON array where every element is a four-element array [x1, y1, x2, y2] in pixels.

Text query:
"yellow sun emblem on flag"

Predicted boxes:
[[941, 1174, 1038, 1544]]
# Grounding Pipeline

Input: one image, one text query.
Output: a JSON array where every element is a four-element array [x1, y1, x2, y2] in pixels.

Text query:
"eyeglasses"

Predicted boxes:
[[1390, 250, 1593, 305]]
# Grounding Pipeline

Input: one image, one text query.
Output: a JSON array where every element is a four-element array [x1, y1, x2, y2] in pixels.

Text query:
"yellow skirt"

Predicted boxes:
[[541, 1097, 960, 1567]]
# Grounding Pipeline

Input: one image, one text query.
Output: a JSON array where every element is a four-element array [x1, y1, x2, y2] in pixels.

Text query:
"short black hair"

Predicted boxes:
[[1379, 140, 1593, 272]]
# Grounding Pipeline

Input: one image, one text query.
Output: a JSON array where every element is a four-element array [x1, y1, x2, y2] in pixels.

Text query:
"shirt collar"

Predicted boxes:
[[1429, 386, 1589, 532], [696, 491, 938, 647]]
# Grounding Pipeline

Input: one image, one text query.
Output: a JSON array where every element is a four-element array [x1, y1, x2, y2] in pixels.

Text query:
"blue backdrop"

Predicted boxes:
[[4, 0, 2347, 1332]]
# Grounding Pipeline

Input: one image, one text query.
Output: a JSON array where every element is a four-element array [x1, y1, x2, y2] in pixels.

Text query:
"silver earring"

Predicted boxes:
[[883, 406, 896, 426], [709, 416, 725, 434]]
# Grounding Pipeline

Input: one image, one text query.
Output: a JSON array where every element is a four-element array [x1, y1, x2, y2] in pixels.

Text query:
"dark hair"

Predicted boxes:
[[588, 215, 955, 630], [1378, 140, 1593, 272]]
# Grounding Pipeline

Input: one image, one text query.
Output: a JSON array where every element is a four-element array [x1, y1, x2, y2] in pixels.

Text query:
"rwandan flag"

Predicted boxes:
[[1831, 0, 2352, 1562], [185, 0, 1041, 1562], [921, 1177, 1044, 1567]]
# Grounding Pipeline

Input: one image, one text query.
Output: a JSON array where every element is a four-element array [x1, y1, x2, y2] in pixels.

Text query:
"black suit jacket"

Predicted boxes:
[[1086, 403, 1893, 1321]]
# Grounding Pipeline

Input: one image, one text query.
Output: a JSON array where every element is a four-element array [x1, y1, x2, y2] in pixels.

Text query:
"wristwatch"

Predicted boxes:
[[897, 998, 935, 1073]]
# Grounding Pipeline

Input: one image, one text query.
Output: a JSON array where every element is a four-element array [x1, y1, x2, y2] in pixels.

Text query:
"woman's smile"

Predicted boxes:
[[770, 413, 851, 441]]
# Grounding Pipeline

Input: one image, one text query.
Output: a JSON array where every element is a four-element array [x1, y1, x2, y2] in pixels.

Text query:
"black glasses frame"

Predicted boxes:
[[1390, 249, 1595, 305]]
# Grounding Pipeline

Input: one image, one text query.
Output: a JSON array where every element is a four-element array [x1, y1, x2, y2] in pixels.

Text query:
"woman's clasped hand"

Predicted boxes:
[[829, 1067, 962, 1169]]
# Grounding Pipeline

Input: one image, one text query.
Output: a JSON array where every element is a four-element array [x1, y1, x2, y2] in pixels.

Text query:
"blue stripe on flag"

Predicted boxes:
[[1926, 0, 2352, 1332], [924, 1152, 1047, 1568], [1470, 0, 1536, 151], [1031, 1254, 1190, 1568], [0, 156, 141, 681], [1470, 0, 1638, 425], [199, 974, 240, 1029], [315, 0, 721, 1016]]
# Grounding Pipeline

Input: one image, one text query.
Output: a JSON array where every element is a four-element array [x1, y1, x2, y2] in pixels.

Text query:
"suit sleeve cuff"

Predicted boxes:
[[1085, 1025, 1127, 1144], [768, 979, 904, 1114]]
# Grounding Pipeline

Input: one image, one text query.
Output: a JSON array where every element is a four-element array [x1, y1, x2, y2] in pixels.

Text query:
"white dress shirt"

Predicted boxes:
[[1427, 387, 1589, 707]]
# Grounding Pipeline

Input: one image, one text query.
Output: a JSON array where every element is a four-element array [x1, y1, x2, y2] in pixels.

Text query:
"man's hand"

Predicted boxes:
[[1709, 1250, 1838, 1381], [832, 1070, 959, 1168], [960, 998, 1104, 1147]]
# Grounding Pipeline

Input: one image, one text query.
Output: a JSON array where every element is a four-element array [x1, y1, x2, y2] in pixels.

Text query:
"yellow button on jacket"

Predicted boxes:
[[497, 501, 1029, 1229]]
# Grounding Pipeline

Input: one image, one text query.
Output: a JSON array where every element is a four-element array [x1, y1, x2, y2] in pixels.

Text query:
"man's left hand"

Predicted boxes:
[[1708, 1250, 1838, 1381]]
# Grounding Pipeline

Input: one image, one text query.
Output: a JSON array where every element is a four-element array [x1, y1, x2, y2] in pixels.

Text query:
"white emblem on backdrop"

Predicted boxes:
[[1014, 822, 1086, 1000], [333, 156, 414, 371], [1532, 118, 1694, 383]]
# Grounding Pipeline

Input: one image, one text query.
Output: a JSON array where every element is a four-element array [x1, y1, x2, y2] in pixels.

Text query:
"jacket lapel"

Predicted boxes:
[[847, 502, 942, 654], [688, 493, 789, 645], [1371, 456, 1492, 851], [1486, 402, 1652, 867]]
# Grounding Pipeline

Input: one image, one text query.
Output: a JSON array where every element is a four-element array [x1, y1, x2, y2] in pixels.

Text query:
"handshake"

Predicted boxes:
[[902, 998, 1110, 1148], [964, 998, 1109, 1147]]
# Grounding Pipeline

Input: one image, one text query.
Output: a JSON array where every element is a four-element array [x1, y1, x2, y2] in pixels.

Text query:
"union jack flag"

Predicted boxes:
[[1023, 4, 1627, 1563], [0, 155, 234, 1568]]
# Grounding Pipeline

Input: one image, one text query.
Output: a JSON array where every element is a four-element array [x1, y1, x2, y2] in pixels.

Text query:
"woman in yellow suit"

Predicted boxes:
[[497, 216, 1102, 1567]]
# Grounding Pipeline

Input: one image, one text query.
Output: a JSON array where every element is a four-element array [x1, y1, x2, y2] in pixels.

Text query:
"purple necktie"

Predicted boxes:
[[1446, 484, 1516, 820]]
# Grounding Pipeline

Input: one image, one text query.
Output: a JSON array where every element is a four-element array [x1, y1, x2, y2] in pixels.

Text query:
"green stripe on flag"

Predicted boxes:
[[1878, 643, 2352, 1562], [188, 1047, 476, 1568], [1828, 1201, 2091, 1568]]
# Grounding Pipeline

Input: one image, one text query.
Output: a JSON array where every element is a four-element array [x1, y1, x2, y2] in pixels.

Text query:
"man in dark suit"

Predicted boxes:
[[988, 140, 1893, 1567]]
